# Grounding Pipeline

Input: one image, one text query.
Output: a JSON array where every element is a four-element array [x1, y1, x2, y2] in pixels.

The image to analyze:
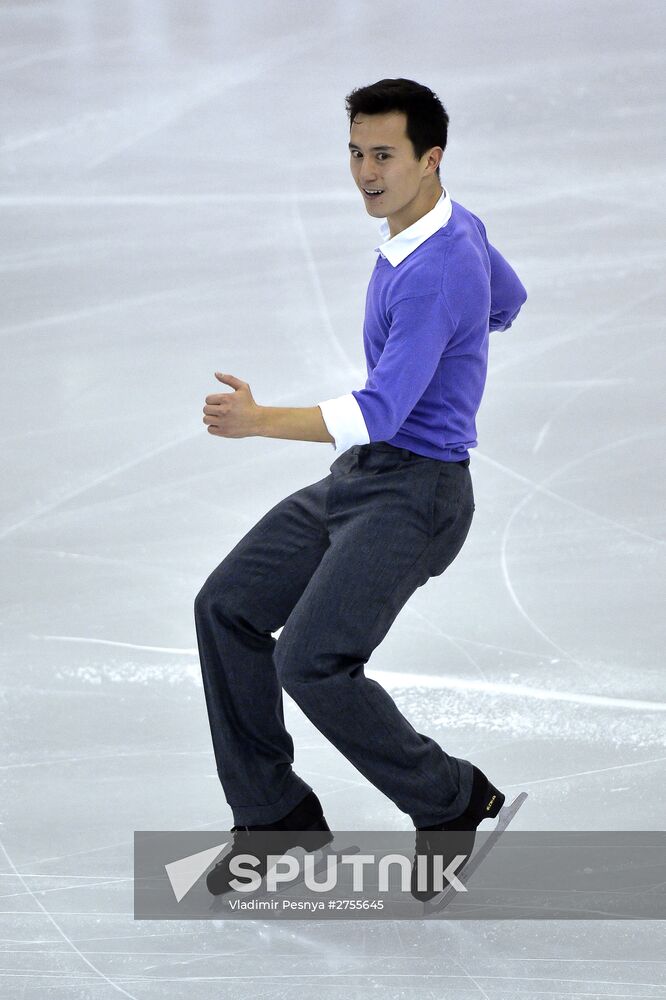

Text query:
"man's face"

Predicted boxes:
[[348, 110, 440, 229]]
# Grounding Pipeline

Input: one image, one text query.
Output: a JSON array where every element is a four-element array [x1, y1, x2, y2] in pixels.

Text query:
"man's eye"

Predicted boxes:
[[351, 152, 389, 160]]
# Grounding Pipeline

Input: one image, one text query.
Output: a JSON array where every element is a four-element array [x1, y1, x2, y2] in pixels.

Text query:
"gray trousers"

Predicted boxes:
[[194, 441, 476, 828]]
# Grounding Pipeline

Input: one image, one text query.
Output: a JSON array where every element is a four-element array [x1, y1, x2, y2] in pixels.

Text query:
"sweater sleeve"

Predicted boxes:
[[471, 214, 528, 332], [487, 240, 528, 332], [350, 290, 456, 443]]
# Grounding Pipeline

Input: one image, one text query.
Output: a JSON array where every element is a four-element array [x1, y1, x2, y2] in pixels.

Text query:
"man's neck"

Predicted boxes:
[[387, 184, 443, 239]]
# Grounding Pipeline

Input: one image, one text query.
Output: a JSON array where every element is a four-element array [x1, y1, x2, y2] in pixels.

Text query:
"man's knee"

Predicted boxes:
[[274, 631, 323, 692], [193, 578, 211, 619], [194, 572, 232, 622], [195, 573, 275, 645]]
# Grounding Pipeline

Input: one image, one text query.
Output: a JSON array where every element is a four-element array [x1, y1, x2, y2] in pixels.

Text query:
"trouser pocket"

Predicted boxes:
[[427, 463, 475, 577]]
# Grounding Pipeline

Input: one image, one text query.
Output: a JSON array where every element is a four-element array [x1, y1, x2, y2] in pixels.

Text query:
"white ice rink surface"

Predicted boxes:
[[2, 0, 666, 996]]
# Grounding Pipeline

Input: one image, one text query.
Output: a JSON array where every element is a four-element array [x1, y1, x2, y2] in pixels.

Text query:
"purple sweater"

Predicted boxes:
[[324, 197, 527, 462]]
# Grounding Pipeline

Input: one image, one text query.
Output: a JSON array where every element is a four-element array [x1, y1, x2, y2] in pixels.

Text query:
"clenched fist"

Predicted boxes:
[[203, 373, 262, 439]]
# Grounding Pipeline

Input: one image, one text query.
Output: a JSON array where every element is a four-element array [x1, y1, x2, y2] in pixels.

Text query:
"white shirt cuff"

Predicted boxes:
[[317, 394, 370, 455]]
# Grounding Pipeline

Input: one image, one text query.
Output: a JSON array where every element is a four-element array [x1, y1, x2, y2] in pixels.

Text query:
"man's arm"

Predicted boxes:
[[487, 241, 528, 332], [256, 404, 335, 444], [471, 214, 528, 332], [317, 394, 370, 454], [317, 289, 456, 455]]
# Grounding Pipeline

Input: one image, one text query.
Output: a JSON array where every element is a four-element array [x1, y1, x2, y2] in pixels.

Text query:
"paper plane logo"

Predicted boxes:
[[164, 842, 228, 902]]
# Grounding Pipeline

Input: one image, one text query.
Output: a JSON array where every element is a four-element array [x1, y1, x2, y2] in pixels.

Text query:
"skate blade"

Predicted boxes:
[[251, 839, 362, 899], [420, 791, 529, 915]]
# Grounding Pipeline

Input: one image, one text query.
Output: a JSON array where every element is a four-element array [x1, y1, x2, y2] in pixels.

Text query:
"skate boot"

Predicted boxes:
[[206, 790, 333, 896], [411, 764, 505, 902]]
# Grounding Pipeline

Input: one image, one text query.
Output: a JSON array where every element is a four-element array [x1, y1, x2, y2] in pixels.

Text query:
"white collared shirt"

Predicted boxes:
[[318, 188, 453, 454]]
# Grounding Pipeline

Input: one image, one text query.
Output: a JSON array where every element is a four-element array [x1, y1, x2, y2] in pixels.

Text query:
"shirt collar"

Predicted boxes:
[[374, 187, 453, 267]]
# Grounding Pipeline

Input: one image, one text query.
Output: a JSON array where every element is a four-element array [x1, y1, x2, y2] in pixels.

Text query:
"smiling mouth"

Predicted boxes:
[[363, 188, 384, 199]]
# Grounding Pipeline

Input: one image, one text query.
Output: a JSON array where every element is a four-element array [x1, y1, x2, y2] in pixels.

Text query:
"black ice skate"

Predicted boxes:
[[206, 790, 334, 896], [410, 764, 527, 906]]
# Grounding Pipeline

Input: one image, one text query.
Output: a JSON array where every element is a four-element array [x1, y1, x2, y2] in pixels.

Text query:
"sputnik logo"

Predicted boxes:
[[164, 842, 228, 902], [164, 842, 470, 899]]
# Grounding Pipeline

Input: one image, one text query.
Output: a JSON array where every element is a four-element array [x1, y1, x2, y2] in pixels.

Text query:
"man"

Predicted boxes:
[[195, 78, 528, 899]]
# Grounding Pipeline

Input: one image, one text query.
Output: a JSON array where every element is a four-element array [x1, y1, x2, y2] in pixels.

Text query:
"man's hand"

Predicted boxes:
[[203, 373, 262, 438], [202, 372, 336, 445]]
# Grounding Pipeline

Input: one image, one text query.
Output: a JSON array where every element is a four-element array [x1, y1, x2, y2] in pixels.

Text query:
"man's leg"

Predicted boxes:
[[193, 472, 333, 826], [273, 445, 476, 829]]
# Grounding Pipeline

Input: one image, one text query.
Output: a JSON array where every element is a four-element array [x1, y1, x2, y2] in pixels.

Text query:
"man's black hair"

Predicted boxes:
[[345, 78, 449, 180]]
